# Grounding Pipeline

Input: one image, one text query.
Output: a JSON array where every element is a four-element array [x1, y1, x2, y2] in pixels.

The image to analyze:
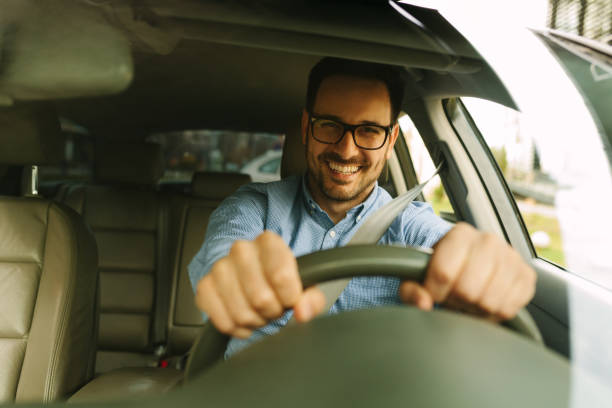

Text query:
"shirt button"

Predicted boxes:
[[357, 215, 362, 221], [329, 230, 336, 238]]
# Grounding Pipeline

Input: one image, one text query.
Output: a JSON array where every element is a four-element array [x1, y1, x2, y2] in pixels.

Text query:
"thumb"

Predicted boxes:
[[293, 286, 327, 322], [399, 281, 434, 311]]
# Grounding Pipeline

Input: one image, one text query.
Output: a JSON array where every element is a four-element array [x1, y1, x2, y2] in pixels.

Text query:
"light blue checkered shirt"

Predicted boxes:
[[188, 175, 451, 358]]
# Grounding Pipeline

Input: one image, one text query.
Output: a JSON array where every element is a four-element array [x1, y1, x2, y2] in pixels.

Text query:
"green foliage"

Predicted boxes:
[[491, 146, 508, 175], [521, 210, 566, 268]]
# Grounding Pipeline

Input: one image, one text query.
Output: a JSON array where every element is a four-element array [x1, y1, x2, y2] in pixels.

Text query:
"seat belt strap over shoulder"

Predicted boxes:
[[318, 163, 443, 312]]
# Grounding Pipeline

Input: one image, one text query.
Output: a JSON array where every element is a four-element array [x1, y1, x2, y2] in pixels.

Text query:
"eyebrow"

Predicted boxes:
[[312, 113, 388, 127]]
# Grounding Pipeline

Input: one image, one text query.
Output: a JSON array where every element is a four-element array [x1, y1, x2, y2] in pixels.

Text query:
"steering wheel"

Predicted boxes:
[[184, 245, 542, 380]]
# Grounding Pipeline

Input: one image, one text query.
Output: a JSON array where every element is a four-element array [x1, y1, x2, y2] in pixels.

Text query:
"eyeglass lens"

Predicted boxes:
[[312, 119, 386, 149]]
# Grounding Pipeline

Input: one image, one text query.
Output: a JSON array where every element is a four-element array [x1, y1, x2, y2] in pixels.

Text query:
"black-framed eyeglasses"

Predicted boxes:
[[309, 114, 392, 150]]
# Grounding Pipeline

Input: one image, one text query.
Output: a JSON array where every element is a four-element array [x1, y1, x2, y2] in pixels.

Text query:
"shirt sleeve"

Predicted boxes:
[[187, 186, 267, 294], [400, 201, 453, 248]]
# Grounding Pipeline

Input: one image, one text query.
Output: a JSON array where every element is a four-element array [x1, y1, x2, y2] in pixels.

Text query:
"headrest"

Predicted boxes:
[[0, 104, 63, 165], [280, 125, 307, 178], [191, 172, 252, 200], [95, 142, 164, 185]]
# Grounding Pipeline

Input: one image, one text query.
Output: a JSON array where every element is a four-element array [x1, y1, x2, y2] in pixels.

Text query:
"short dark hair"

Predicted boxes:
[[306, 57, 405, 123]]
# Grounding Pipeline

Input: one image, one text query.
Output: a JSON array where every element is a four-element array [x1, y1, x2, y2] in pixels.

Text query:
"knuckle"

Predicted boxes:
[[480, 232, 501, 249], [269, 267, 294, 289], [233, 311, 258, 327], [229, 240, 250, 257], [211, 258, 231, 278], [478, 296, 499, 314], [257, 230, 279, 245], [251, 291, 279, 313], [195, 275, 211, 297], [214, 318, 235, 335], [454, 285, 479, 304], [431, 268, 453, 286]]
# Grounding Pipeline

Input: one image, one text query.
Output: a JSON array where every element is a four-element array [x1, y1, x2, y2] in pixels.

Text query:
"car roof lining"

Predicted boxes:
[[45, 0, 516, 138]]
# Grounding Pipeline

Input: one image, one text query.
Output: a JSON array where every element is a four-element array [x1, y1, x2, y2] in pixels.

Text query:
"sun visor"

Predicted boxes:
[[0, 104, 63, 165], [0, 0, 133, 106]]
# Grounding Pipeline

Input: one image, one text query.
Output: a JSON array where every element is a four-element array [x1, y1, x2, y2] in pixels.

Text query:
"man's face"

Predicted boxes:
[[301, 75, 399, 207]]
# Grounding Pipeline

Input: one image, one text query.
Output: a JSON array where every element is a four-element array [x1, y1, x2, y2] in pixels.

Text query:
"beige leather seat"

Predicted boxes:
[[63, 142, 173, 374], [69, 171, 251, 402], [0, 105, 99, 403], [166, 172, 252, 355]]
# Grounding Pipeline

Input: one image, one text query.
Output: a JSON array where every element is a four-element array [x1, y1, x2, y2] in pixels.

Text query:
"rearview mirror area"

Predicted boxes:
[[0, 0, 133, 106]]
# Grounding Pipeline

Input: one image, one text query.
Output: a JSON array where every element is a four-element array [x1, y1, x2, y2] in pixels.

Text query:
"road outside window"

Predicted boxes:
[[462, 97, 566, 267]]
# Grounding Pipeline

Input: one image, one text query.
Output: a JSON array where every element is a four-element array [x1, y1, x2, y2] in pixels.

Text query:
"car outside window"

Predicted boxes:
[[258, 157, 280, 174], [459, 97, 566, 267], [147, 130, 284, 183], [398, 114, 454, 221]]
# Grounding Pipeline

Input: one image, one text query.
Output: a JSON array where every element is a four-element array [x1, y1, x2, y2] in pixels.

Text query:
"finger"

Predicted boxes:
[[231, 240, 284, 320], [294, 286, 326, 322], [399, 281, 434, 310], [477, 251, 522, 315], [195, 274, 237, 335], [424, 222, 477, 302], [451, 232, 502, 306], [211, 258, 268, 329], [498, 265, 536, 320], [256, 231, 302, 307], [444, 292, 485, 316], [232, 327, 254, 339]]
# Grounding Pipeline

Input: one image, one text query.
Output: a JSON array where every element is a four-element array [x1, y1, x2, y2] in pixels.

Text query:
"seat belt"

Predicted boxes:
[[318, 163, 443, 312]]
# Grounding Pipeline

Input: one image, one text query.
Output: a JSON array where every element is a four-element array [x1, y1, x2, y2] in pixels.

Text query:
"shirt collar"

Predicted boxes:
[[300, 173, 380, 220]]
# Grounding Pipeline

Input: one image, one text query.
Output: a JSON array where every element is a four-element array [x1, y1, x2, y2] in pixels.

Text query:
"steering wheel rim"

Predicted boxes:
[[185, 245, 542, 380]]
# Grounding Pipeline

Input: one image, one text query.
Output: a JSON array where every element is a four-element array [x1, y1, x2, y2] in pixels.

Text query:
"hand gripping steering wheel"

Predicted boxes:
[[184, 245, 542, 380]]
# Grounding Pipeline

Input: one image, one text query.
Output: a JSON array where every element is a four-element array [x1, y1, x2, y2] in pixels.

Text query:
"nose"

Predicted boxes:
[[332, 129, 360, 158]]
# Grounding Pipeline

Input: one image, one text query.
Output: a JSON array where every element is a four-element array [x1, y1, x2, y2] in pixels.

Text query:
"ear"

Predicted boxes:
[[385, 123, 400, 160], [301, 108, 309, 145]]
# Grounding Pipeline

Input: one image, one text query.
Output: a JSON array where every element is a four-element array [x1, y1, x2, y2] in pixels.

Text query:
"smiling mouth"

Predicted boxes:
[[327, 160, 361, 175]]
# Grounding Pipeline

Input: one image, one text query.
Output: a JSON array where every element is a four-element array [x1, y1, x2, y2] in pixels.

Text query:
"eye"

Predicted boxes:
[[360, 126, 384, 135], [317, 119, 341, 129]]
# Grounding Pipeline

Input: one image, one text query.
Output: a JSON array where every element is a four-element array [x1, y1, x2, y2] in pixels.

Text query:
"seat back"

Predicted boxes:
[[0, 105, 98, 403], [166, 172, 251, 355], [63, 143, 170, 372]]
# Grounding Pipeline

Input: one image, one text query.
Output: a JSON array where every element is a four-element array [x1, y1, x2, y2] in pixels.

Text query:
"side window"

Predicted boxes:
[[459, 98, 566, 268], [398, 114, 454, 222]]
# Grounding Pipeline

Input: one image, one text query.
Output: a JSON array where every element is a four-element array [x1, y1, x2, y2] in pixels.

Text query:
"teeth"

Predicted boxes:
[[328, 161, 359, 174]]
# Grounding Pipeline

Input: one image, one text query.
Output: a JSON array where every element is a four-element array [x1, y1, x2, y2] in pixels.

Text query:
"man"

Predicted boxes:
[[188, 58, 536, 358]]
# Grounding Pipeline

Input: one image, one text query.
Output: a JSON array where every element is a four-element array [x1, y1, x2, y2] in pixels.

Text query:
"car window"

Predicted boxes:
[[398, 114, 455, 222], [37, 119, 94, 197], [147, 130, 284, 183], [258, 157, 281, 174], [458, 97, 566, 267]]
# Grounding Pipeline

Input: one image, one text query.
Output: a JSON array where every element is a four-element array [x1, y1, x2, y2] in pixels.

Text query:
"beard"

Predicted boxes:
[[306, 147, 385, 203]]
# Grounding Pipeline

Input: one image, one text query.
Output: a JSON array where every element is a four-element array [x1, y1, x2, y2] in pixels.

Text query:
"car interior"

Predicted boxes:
[[1, 0, 605, 406]]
